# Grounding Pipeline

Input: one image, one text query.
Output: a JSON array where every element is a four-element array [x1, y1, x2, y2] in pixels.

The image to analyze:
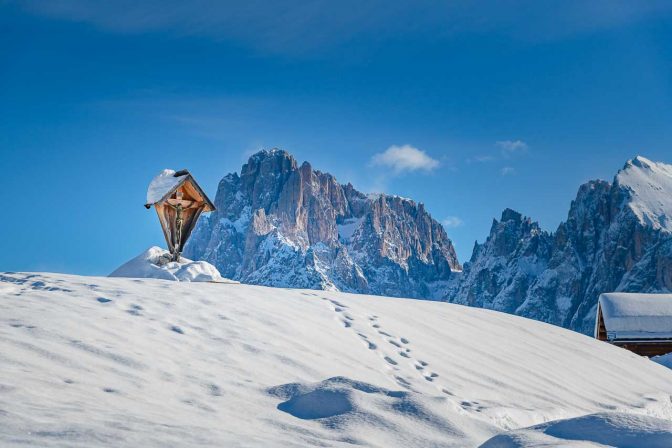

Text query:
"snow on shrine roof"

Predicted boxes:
[[146, 169, 189, 206], [598, 293, 672, 340]]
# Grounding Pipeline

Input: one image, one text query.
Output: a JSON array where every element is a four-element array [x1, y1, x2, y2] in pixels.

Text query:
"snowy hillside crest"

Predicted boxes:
[[3, 272, 672, 446]]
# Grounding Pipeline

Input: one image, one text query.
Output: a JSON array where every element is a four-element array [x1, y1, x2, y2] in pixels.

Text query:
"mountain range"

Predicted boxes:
[[185, 150, 672, 334]]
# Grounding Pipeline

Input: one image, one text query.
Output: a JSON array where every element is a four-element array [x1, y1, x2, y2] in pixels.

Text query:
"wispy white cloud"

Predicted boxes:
[[371, 145, 439, 174], [496, 140, 528, 157], [442, 216, 464, 228], [501, 166, 516, 176], [468, 140, 529, 165]]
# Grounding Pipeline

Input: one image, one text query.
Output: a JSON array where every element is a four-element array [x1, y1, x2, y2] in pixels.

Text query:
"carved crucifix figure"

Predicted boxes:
[[165, 190, 201, 262]]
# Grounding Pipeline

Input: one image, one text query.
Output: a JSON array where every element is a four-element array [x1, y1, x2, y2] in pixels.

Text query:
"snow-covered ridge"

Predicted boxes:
[[2, 272, 672, 447], [616, 155, 672, 232]]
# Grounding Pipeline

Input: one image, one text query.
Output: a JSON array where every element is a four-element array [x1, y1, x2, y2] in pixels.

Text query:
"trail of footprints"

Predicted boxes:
[[322, 297, 443, 392], [319, 296, 489, 418]]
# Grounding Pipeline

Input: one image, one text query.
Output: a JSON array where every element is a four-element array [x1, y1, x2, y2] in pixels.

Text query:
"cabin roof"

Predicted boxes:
[[597, 293, 672, 340], [145, 169, 215, 211]]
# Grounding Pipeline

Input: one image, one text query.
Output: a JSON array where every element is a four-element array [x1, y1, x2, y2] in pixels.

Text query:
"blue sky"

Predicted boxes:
[[2, 1, 672, 274]]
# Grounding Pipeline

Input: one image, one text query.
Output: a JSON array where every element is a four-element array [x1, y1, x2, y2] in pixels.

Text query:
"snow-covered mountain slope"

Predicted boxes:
[[616, 156, 672, 232], [2, 272, 672, 447], [447, 156, 672, 335], [184, 148, 460, 299]]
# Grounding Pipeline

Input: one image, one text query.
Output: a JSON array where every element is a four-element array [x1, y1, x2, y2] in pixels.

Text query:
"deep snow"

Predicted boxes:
[[109, 246, 231, 283], [480, 412, 672, 447], [2, 272, 672, 447]]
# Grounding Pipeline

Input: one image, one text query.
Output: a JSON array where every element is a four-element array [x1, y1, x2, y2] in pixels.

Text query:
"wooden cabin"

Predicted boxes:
[[145, 169, 215, 261], [595, 292, 672, 357]]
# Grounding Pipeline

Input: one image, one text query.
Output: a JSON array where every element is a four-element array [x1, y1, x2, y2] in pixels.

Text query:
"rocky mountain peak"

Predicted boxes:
[[615, 155, 672, 233], [185, 148, 460, 298], [629, 155, 655, 170], [500, 208, 523, 223], [448, 156, 672, 334]]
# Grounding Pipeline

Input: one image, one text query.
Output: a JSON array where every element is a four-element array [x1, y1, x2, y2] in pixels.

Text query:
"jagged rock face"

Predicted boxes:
[[447, 156, 672, 334], [185, 149, 460, 298], [446, 208, 554, 315]]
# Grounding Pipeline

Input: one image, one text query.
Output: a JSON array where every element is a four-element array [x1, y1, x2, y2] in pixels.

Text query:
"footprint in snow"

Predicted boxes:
[[400, 338, 409, 344], [395, 376, 412, 389], [342, 320, 352, 328], [126, 304, 143, 316], [208, 384, 222, 396], [460, 401, 475, 409], [384, 356, 398, 366], [329, 300, 347, 308], [399, 351, 410, 358], [171, 325, 184, 334], [388, 340, 402, 348], [97, 297, 112, 303], [423, 373, 439, 382], [357, 333, 377, 350]]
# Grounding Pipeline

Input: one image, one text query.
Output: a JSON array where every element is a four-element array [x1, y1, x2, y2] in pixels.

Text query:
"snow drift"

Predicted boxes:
[[1, 272, 672, 447], [109, 246, 233, 283], [480, 412, 672, 447]]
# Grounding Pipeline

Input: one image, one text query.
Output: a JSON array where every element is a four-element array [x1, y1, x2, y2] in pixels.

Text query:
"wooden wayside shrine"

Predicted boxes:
[[145, 169, 215, 262]]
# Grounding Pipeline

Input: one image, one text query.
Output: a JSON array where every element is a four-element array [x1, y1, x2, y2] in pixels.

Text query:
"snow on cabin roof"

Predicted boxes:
[[146, 169, 189, 206], [598, 293, 672, 340]]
